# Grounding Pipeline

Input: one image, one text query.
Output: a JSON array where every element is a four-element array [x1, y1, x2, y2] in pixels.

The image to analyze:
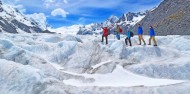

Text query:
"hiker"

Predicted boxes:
[[148, 26, 157, 46], [125, 30, 134, 46], [101, 27, 109, 45], [115, 25, 122, 40], [137, 24, 146, 45]]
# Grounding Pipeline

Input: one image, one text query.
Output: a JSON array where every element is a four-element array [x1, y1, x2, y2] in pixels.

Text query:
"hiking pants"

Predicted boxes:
[[116, 33, 120, 40], [149, 36, 157, 45], [102, 35, 108, 44], [125, 37, 132, 46], [138, 35, 146, 45]]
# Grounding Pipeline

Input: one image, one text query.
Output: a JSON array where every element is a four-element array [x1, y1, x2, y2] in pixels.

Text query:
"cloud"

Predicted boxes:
[[42, 0, 68, 8], [51, 8, 69, 17], [2, 0, 26, 13], [63, 0, 68, 4], [2, 0, 21, 4], [13, 4, 26, 13]]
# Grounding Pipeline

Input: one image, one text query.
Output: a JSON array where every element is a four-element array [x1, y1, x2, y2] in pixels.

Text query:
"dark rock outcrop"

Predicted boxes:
[[0, 17, 17, 33], [42, 30, 55, 34]]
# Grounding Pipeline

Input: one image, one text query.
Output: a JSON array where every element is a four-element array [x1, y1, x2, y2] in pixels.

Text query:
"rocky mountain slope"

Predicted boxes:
[[0, 0, 48, 33], [131, 0, 190, 35]]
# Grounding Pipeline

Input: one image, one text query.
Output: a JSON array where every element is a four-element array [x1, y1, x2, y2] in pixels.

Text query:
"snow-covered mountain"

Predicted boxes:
[[0, 0, 47, 33], [49, 25, 83, 34], [77, 12, 146, 35], [51, 12, 146, 35]]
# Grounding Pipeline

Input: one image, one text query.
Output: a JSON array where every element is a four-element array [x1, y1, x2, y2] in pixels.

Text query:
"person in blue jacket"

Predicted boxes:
[[125, 31, 132, 46], [148, 26, 157, 46], [137, 24, 146, 45]]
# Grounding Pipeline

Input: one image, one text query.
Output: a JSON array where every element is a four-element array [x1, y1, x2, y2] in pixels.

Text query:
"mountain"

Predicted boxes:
[[131, 0, 190, 35], [76, 12, 146, 35], [49, 25, 83, 34], [0, 1, 48, 33]]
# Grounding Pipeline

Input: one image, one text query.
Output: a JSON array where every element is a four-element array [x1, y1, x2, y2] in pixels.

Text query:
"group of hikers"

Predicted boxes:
[[101, 24, 158, 46]]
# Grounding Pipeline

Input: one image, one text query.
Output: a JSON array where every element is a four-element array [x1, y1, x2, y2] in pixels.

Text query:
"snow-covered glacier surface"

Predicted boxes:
[[0, 33, 190, 94]]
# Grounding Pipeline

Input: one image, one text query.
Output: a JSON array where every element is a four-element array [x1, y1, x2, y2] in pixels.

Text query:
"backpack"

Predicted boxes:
[[130, 32, 134, 37], [108, 29, 110, 35], [119, 28, 122, 33]]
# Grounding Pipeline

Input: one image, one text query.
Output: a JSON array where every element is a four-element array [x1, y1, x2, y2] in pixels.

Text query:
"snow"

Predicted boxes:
[[26, 13, 47, 30], [122, 14, 145, 26], [50, 25, 82, 34], [130, 15, 146, 26], [50, 63, 64, 70], [92, 60, 113, 69], [63, 65, 185, 87], [0, 32, 190, 94]]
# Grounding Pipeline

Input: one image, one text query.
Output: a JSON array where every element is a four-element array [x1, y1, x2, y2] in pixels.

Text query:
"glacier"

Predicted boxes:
[[0, 33, 190, 94]]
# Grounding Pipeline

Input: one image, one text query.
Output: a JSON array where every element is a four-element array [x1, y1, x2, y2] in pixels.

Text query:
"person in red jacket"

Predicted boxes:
[[101, 27, 109, 45]]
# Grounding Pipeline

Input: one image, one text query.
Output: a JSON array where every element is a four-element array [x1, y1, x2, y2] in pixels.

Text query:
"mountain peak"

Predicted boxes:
[[76, 12, 147, 35], [0, 1, 47, 33]]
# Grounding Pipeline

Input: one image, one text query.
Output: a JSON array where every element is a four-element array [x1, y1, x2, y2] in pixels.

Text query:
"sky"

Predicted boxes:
[[2, 0, 162, 28]]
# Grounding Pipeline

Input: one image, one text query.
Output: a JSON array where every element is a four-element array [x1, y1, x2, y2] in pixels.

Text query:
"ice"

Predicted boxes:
[[170, 37, 190, 51], [0, 39, 14, 49], [0, 33, 190, 94], [0, 59, 44, 94], [127, 56, 190, 80]]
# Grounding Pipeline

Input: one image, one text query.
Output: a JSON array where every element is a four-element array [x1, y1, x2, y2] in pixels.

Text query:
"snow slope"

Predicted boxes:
[[63, 65, 185, 87], [49, 25, 82, 34], [0, 33, 190, 94]]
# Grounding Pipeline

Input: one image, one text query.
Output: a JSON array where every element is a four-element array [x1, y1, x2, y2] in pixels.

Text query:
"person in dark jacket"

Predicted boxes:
[[137, 24, 146, 45], [101, 27, 109, 45], [148, 26, 157, 46], [125, 31, 132, 46]]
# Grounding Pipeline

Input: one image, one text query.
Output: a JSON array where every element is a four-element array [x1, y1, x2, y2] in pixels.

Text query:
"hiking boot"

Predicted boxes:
[[154, 45, 157, 46]]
